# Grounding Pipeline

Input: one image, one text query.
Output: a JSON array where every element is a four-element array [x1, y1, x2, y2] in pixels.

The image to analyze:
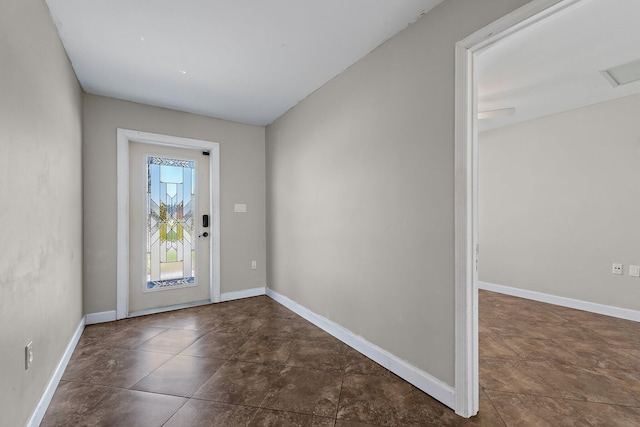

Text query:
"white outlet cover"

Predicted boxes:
[[630, 265, 640, 277], [612, 263, 623, 275], [234, 204, 247, 213]]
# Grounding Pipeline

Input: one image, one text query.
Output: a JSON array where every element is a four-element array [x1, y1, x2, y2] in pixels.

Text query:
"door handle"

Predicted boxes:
[[203, 214, 209, 228], [199, 232, 209, 238]]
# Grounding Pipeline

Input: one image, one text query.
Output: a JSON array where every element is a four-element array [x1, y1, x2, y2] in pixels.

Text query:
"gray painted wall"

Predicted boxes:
[[83, 95, 266, 315], [479, 93, 640, 311], [266, 0, 532, 386], [0, 0, 84, 425]]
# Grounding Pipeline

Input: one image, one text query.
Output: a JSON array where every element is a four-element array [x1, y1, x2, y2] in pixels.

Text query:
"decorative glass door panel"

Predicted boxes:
[[129, 142, 210, 313], [146, 156, 197, 291]]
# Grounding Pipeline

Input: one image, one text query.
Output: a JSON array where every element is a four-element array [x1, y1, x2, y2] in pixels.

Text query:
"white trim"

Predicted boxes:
[[210, 143, 221, 304], [265, 288, 455, 409], [479, 282, 640, 322], [453, 0, 592, 418], [85, 310, 117, 325], [116, 130, 130, 319], [128, 299, 212, 318], [454, 31, 479, 420], [221, 286, 266, 302], [459, 0, 594, 56], [116, 128, 221, 320], [27, 317, 85, 427]]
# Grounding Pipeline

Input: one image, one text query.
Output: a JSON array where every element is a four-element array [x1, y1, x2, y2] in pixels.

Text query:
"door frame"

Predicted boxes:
[[116, 128, 221, 320], [453, 0, 591, 417]]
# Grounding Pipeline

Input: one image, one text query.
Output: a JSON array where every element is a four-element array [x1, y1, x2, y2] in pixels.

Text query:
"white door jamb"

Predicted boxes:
[[453, 0, 590, 417]]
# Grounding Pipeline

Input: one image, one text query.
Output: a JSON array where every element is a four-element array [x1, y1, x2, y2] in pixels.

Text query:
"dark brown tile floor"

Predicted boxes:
[[41, 292, 640, 426], [479, 290, 640, 426]]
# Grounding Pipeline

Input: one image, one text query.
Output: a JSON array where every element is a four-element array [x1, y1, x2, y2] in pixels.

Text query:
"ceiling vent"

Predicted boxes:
[[601, 58, 640, 87]]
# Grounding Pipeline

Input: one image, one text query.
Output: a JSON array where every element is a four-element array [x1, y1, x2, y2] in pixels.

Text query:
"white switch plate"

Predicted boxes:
[[612, 263, 623, 275], [630, 265, 640, 277], [234, 204, 247, 213], [251, 261, 257, 270]]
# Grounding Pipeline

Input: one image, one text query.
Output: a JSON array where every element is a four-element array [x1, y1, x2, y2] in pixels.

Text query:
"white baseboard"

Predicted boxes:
[[265, 287, 455, 410], [85, 310, 117, 325], [129, 299, 212, 318], [479, 281, 640, 322], [92, 287, 268, 322], [27, 317, 85, 427], [221, 286, 266, 302]]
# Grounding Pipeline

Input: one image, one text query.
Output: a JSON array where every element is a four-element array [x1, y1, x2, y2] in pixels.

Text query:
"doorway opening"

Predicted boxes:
[[116, 129, 221, 320], [453, 0, 590, 418]]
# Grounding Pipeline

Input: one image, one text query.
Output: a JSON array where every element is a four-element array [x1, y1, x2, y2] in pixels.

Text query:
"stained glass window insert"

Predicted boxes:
[[146, 156, 196, 290]]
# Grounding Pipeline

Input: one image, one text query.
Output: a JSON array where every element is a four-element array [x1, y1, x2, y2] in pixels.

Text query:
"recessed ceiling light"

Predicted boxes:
[[140, 36, 145, 42], [179, 70, 187, 75], [601, 58, 640, 87]]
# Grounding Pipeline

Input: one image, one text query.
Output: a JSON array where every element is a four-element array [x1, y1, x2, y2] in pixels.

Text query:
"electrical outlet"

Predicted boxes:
[[251, 261, 257, 270], [25, 341, 33, 370], [612, 263, 623, 275], [629, 265, 640, 277]]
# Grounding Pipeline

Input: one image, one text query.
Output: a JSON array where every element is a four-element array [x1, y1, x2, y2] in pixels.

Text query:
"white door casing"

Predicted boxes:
[[453, 0, 591, 417], [117, 129, 220, 319]]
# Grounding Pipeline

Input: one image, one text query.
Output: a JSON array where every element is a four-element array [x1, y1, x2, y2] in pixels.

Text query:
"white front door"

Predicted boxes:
[[128, 142, 211, 313]]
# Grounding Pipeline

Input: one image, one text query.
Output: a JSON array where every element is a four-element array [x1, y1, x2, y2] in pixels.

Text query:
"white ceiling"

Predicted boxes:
[[45, 0, 443, 126], [478, 0, 640, 132]]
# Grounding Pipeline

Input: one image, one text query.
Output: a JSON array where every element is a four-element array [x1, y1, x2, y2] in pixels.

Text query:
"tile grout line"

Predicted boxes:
[[245, 361, 287, 425], [159, 396, 190, 427], [334, 364, 347, 425], [480, 388, 509, 427]]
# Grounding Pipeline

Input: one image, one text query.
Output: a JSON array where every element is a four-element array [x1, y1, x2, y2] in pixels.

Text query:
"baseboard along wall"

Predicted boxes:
[[85, 310, 117, 325], [479, 281, 640, 322], [265, 287, 456, 410], [220, 286, 266, 302], [27, 317, 85, 427]]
